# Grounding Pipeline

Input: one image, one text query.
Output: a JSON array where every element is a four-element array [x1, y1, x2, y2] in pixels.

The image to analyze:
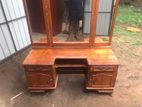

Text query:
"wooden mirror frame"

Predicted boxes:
[[23, 0, 50, 47], [23, 0, 120, 48]]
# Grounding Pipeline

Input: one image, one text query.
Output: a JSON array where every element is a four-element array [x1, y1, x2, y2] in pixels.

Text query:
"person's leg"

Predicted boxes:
[[67, 20, 79, 41], [62, 0, 69, 33], [67, 20, 74, 40], [64, 4, 69, 33], [74, 20, 79, 40]]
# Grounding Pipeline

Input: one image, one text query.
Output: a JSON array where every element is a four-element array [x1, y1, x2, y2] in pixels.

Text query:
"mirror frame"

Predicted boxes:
[[23, 0, 120, 48], [23, 0, 50, 47]]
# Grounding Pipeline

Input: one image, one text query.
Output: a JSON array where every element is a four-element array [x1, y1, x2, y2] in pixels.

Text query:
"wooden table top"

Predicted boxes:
[[23, 48, 119, 65]]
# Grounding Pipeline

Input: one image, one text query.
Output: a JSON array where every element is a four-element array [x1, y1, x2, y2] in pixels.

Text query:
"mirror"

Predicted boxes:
[[95, 0, 114, 44], [26, 0, 48, 43], [52, 0, 92, 43]]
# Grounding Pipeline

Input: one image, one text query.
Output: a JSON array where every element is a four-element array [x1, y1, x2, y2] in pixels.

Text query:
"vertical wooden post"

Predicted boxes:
[[42, 0, 53, 47], [109, 0, 120, 45], [90, 0, 99, 47], [22, 0, 33, 45]]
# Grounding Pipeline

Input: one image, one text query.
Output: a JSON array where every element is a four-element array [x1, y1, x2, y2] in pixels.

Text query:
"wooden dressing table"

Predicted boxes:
[[23, 0, 120, 93], [23, 48, 118, 93]]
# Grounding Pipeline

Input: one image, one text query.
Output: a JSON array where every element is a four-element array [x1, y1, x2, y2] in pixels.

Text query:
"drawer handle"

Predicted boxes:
[[41, 69, 51, 71], [28, 68, 50, 71], [91, 68, 114, 71]]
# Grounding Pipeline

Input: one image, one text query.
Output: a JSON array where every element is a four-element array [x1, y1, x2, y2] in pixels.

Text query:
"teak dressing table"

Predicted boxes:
[[23, 0, 120, 93]]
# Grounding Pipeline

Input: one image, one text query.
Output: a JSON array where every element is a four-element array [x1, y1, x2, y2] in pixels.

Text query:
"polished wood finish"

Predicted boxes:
[[23, 48, 118, 65], [24, 65, 58, 92], [90, 0, 99, 46], [23, 0, 120, 93], [23, 0, 120, 47], [23, 48, 119, 93], [86, 65, 118, 93]]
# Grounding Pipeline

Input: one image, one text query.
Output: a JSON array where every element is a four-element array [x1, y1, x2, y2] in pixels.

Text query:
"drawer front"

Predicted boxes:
[[90, 65, 117, 72], [24, 65, 52, 72]]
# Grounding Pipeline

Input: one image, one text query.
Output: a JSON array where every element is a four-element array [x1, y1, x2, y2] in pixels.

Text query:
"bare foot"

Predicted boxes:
[[74, 36, 79, 40]]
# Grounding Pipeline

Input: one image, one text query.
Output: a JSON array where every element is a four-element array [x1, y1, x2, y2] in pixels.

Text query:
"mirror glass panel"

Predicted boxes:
[[95, 0, 114, 44], [26, 0, 48, 43], [53, 0, 92, 43]]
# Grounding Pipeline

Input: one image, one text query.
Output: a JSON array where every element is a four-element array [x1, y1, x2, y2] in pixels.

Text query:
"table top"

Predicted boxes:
[[23, 48, 119, 65]]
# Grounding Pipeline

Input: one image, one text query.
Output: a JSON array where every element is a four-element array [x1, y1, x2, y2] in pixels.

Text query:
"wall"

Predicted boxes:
[[83, 0, 114, 36], [0, 0, 31, 61]]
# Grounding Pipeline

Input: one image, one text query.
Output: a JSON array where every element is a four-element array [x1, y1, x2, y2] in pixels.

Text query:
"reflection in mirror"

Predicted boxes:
[[26, 0, 48, 43], [95, 13, 110, 43], [32, 32, 47, 43], [95, 0, 114, 44], [53, 0, 92, 43]]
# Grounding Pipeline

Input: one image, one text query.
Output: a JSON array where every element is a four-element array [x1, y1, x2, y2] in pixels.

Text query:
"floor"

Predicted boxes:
[[0, 37, 142, 107], [32, 32, 47, 43], [32, 32, 109, 43]]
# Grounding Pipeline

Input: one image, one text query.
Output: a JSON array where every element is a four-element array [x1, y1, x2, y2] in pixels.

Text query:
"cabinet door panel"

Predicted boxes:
[[100, 73, 113, 87], [27, 72, 53, 87], [89, 73, 113, 88], [91, 74, 102, 87]]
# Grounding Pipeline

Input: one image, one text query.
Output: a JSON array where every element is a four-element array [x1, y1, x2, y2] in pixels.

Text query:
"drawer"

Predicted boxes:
[[90, 65, 117, 72], [24, 65, 52, 72]]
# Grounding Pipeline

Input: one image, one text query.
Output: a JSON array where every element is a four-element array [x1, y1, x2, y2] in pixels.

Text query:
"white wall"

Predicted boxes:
[[96, 0, 113, 35], [83, 0, 114, 36], [0, 0, 31, 61]]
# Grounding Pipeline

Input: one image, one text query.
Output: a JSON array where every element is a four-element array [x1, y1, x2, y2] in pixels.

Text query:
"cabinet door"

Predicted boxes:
[[27, 72, 54, 87], [88, 72, 114, 88]]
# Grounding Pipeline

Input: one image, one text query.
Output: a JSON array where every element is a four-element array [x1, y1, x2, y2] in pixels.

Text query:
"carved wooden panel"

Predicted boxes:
[[25, 65, 52, 72], [88, 73, 113, 88], [87, 65, 117, 88], [90, 65, 116, 72], [27, 72, 54, 87], [24, 65, 55, 88]]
